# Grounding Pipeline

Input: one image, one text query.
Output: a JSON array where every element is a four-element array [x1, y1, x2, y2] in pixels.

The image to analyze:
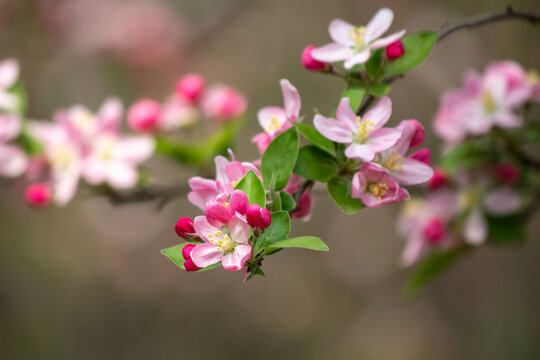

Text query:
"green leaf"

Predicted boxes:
[[367, 84, 391, 97], [279, 191, 296, 211], [327, 176, 365, 214], [270, 191, 282, 212], [405, 247, 467, 295], [161, 243, 220, 272], [341, 85, 366, 112], [7, 81, 28, 115], [261, 128, 299, 190], [234, 170, 266, 207], [268, 236, 329, 251], [384, 31, 438, 77], [293, 122, 335, 156], [294, 145, 338, 182], [365, 49, 384, 78], [245, 266, 265, 281], [16, 127, 43, 155], [487, 214, 525, 244], [255, 211, 290, 254]]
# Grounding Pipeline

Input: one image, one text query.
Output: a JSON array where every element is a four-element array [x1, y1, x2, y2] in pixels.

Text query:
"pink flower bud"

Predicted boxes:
[[175, 217, 195, 238], [182, 243, 197, 260], [422, 218, 446, 244], [427, 168, 448, 190], [410, 148, 431, 165], [301, 45, 327, 71], [184, 258, 202, 272], [494, 163, 520, 184], [201, 85, 247, 122], [408, 119, 425, 148], [175, 73, 205, 103], [127, 99, 161, 132], [385, 40, 405, 60], [25, 183, 52, 208], [245, 204, 272, 229]]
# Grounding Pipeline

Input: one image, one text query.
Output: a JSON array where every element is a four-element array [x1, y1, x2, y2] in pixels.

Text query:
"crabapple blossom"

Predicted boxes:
[[314, 96, 402, 161], [127, 99, 161, 132], [175, 217, 195, 238], [25, 183, 52, 208], [176, 73, 205, 103], [284, 174, 314, 222], [301, 45, 327, 71], [312, 8, 405, 69], [385, 39, 405, 60], [204, 190, 249, 228], [201, 85, 247, 122], [352, 163, 409, 208], [0, 114, 28, 177], [182, 244, 202, 272], [245, 204, 271, 229]]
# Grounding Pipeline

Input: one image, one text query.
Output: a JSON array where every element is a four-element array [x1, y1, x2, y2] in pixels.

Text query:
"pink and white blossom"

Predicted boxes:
[[201, 85, 247, 122], [0, 114, 28, 177], [352, 163, 409, 208], [0, 59, 21, 112], [311, 8, 405, 69]]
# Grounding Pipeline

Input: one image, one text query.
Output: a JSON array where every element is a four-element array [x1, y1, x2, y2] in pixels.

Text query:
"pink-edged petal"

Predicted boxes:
[[328, 18, 355, 45], [187, 177, 218, 210], [311, 42, 353, 63], [205, 201, 231, 228], [400, 234, 426, 268], [81, 157, 107, 185], [115, 136, 155, 164], [365, 8, 394, 42], [313, 114, 352, 143], [52, 168, 80, 206], [483, 187, 520, 215], [228, 189, 249, 215], [463, 207, 487, 246], [193, 216, 220, 242], [393, 119, 417, 155], [366, 128, 402, 153], [0, 144, 27, 177], [214, 155, 230, 187], [336, 97, 358, 132], [106, 163, 138, 189], [389, 157, 434, 185], [0, 58, 19, 89], [351, 171, 367, 198], [343, 50, 371, 69], [345, 143, 375, 161], [280, 79, 301, 121], [409, 148, 431, 165], [222, 244, 251, 271], [225, 161, 247, 185], [191, 242, 223, 268], [369, 30, 406, 49], [364, 96, 392, 129], [228, 213, 250, 244]]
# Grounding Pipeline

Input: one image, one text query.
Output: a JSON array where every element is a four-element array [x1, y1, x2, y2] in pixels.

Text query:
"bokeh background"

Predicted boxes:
[[1, 0, 540, 359]]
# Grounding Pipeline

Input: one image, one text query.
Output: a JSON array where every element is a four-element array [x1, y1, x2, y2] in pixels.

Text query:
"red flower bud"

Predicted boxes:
[[427, 168, 448, 190], [245, 204, 272, 229], [182, 243, 197, 260], [301, 45, 327, 71], [494, 163, 520, 184], [408, 119, 425, 148], [175, 217, 195, 238], [423, 218, 446, 244], [410, 148, 431, 165], [184, 258, 202, 272], [385, 40, 405, 60], [127, 99, 161, 133], [24, 183, 52, 208], [176, 73, 205, 103]]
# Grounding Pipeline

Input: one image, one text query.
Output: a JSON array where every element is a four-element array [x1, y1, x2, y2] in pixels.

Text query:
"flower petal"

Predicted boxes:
[[193, 216, 220, 242], [343, 50, 371, 69], [0, 144, 27, 177], [191, 242, 223, 268], [228, 189, 249, 215], [336, 97, 358, 132], [228, 213, 250, 244], [97, 97, 123, 133], [280, 79, 301, 121], [463, 207, 487, 246], [311, 42, 353, 63], [389, 157, 434, 185], [366, 128, 402, 153], [364, 96, 392, 129], [222, 244, 251, 271], [115, 136, 155, 164], [0, 58, 19, 89], [107, 163, 138, 189], [345, 143, 375, 161], [369, 29, 406, 49], [257, 106, 288, 136], [483, 187, 520, 215], [328, 18, 355, 45], [365, 8, 394, 42], [313, 114, 352, 143]]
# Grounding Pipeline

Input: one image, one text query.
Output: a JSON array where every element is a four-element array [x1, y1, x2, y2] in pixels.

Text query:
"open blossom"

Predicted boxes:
[[0, 114, 28, 177], [352, 163, 409, 207], [204, 190, 249, 228], [314, 96, 402, 161], [311, 8, 405, 69], [374, 119, 433, 185], [191, 213, 252, 271], [252, 79, 301, 154], [0, 59, 21, 112]]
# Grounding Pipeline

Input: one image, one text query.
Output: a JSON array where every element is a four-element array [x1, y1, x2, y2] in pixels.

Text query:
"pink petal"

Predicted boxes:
[[214, 155, 230, 186], [205, 201, 232, 228], [107, 163, 138, 189], [366, 128, 402, 153], [313, 114, 352, 143], [193, 216, 220, 242], [0, 144, 27, 177], [228, 189, 249, 215], [187, 177, 219, 210], [364, 96, 392, 129], [191, 242, 223, 268], [351, 171, 367, 198], [328, 18, 355, 45], [251, 132, 272, 154], [463, 207, 487, 246], [389, 158, 434, 185], [280, 79, 301, 121], [0, 58, 19, 89], [483, 187, 520, 215], [225, 161, 247, 185], [52, 168, 80, 206], [222, 244, 251, 271], [336, 97, 358, 132], [311, 42, 353, 63], [228, 213, 250, 244], [365, 8, 394, 42], [494, 112, 522, 129], [409, 148, 431, 165], [97, 97, 123, 133], [115, 136, 155, 164], [400, 234, 426, 268], [345, 143, 375, 161], [343, 50, 371, 69], [257, 106, 288, 136], [369, 30, 406, 49]]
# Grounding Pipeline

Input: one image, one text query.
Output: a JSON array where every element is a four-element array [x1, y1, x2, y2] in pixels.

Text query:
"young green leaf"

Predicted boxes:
[[269, 236, 329, 251], [234, 170, 266, 207], [254, 211, 290, 254], [279, 191, 296, 212], [487, 214, 525, 244], [261, 128, 299, 190], [293, 122, 335, 156], [327, 176, 365, 214], [383, 31, 438, 77], [367, 84, 391, 97], [341, 85, 366, 112], [294, 145, 339, 182]]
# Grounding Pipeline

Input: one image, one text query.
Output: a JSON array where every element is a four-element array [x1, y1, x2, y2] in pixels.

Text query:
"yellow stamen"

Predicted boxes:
[[368, 182, 389, 200], [527, 70, 539, 85], [348, 26, 367, 51], [231, 180, 238, 188], [50, 147, 74, 168], [482, 91, 497, 114], [264, 115, 284, 133], [384, 151, 404, 170]]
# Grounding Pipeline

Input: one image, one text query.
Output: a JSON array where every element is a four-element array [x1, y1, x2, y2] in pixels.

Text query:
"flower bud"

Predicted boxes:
[[176, 73, 205, 103], [408, 119, 425, 148], [427, 168, 448, 190], [301, 45, 327, 71], [494, 163, 520, 184], [184, 259, 202, 272], [201, 85, 247, 122], [410, 148, 431, 165], [385, 40, 405, 60], [175, 217, 195, 238], [127, 99, 161, 132], [422, 218, 446, 244], [24, 183, 52, 208], [245, 204, 272, 229], [182, 243, 197, 260]]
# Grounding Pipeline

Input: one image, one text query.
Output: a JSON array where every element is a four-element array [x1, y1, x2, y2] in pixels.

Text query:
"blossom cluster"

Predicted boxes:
[[398, 61, 540, 268]]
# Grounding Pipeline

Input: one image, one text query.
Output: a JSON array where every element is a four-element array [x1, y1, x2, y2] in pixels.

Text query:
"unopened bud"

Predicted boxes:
[[24, 183, 52, 208], [245, 204, 272, 229], [175, 217, 195, 238], [127, 99, 161, 132], [385, 40, 405, 60], [176, 74, 205, 103], [301, 45, 327, 71]]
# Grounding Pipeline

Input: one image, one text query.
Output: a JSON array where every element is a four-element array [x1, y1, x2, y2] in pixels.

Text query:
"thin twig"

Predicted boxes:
[[290, 180, 314, 213], [98, 184, 190, 210]]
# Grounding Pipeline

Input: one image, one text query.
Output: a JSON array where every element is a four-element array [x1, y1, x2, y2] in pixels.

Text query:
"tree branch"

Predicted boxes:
[[98, 184, 189, 210]]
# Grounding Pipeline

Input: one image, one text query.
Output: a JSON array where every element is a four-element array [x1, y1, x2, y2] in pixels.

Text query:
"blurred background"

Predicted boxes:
[[1, 0, 540, 359]]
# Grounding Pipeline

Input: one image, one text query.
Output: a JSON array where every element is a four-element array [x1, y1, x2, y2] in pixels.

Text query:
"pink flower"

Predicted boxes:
[[245, 204, 271, 229], [159, 96, 200, 131], [311, 8, 405, 69], [422, 218, 446, 244], [25, 183, 52, 208], [409, 148, 431, 165], [0, 114, 28, 177], [352, 163, 409, 208], [204, 190, 249, 228], [191, 213, 252, 271], [127, 99, 161, 133], [176, 73, 205, 103], [175, 217, 195, 238], [374, 119, 434, 185], [0, 58, 20, 112], [385, 39, 405, 60], [81, 134, 155, 189], [252, 79, 301, 153], [314, 96, 402, 161], [301, 45, 327, 71], [201, 85, 247, 122], [284, 174, 314, 221], [427, 168, 448, 190]]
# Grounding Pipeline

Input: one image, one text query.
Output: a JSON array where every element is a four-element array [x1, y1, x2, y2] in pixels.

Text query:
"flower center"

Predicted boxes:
[[207, 230, 235, 253], [72, 109, 95, 135], [383, 151, 404, 170], [265, 115, 284, 133], [482, 91, 497, 114], [527, 70, 539, 85], [368, 182, 389, 200], [97, 138, 116, 162], [231, 180, 238, 188], [354, 116, 374, 143], [459, 189, 481, 209], [348, 26, 367, 51], [50, 146, 75, 169]]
